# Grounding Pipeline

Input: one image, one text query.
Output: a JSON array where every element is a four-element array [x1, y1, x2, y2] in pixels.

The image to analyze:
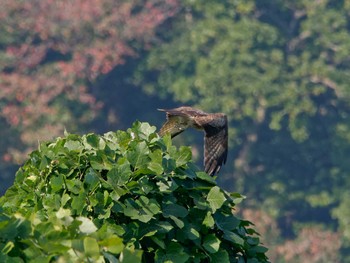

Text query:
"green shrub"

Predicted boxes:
[[0, 122, 269, 262]]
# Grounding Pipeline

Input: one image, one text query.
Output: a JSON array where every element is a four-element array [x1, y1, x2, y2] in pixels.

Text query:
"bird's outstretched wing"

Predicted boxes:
[[196, 114, 228, 176], [158, 106, 228, 176], [157, 108, 191, 137], [158, 107, 206, 137]]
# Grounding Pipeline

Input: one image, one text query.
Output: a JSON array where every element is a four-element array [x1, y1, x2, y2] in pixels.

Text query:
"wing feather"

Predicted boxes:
[[199, 115, 228, 176]]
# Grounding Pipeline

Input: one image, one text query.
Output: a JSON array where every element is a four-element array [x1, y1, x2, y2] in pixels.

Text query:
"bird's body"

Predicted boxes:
[[158, 106, 228, 176]]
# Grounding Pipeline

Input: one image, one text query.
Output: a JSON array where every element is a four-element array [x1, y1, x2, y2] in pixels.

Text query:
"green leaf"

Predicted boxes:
[[124, 197, 160, 223], [163, 203, 189, 218], [214, 213, 240, 231], [139, 122, 157, 139], [71, 191, 86, 215], [99, 235, 124, 254], [89, 155, 108, 170], [162, 134, 172, 151], [123, 199, 139, 219], [148, 161, 164, 175], [193, 194, 210, 210], [223, 230, 244, 246], [66, 178, 83, 194], [85, 133, 105, 149], [77, 217, 98, 234], [184, 225, 200, 240], [207, 186, 226, 213], [210, 249, 230, 263], [203, 212, 215, 228], [156, 221, 174, 233], [126, 141, 150, 171], [155, 242, 190, 263], [247, 237, 260, 246], [56, 207, 73, 224], [139, 226, 158, 239], [51, 174, 64, 192], [169, 215, 185, 229], [140, 197, 161, 214], [250, 245, 269, 254], [103, 132, 120, 151], [83, 237, 100, 258], [196, 172, 216, 184], [175, 146, 192, 167], [110, 186, 128, 200], [138, 177, 155, 194], [107, 163, 131, 187], [150, 236, 166, 249], [84, 168, 100, 191], [148, 149, 164, 175], [1, 241, 14, 255], [157, 179, 178, 193], [137, 211, 154, 224], [64, 140, 83, 151], [119, 248, 143, 263], [230, 192, 246, 204], [203, 234, 221, 253]]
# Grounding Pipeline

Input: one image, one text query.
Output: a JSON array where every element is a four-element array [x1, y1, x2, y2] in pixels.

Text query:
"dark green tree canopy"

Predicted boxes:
[[0, 122, 268, 262]]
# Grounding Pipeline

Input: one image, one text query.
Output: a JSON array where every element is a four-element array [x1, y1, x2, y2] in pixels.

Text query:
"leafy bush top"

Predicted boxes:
[[0, 122, 268, 262]]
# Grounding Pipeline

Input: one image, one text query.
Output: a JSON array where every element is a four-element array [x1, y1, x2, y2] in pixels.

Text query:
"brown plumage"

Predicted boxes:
[[158, 106, 228, 176]]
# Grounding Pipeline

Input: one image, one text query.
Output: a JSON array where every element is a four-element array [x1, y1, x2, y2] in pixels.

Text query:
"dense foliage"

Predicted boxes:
[[0, 122, 268, 262]]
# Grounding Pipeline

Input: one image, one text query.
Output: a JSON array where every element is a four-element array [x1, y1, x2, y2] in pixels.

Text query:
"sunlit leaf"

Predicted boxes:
[[184, 225, 200, 240], [203, 234, 221, 253], [84, 168, 100, 191], [126, 141, 150, 171], [169, 215, 185, 229], [51, 175, 64, 192], [83, 237, 100, 258], [99, 235, 124, 254], [203, 211, 215, 228], [107, 163, 131, 187], [148, 149, 164, 175], [77, 217, 98, 234], [175, 146, 192, 167], [64, 140, 83, 152], [1, 241, 14, 255], [119, 248, 143, 263], [71, 191, 86, 215], [207, 186, 226, 213]]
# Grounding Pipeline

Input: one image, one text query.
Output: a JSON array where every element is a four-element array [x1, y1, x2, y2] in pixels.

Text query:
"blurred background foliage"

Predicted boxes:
[[1, 0, 350, 261]]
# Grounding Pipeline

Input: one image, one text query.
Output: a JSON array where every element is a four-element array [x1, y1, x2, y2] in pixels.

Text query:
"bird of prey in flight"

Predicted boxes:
[[158, 106, 228, 176]]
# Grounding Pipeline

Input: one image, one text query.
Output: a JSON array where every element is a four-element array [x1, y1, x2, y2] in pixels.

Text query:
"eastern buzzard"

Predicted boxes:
[[158, 106, 228, 176]]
